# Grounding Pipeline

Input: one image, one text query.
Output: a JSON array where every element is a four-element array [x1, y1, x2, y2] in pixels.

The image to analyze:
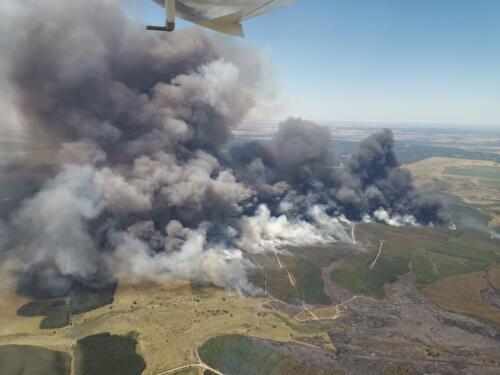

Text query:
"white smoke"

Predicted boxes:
[[237, 204, 350, 253], [373, 208, 419, 227], [10, 166, 103, 294], [108, 224, 257, 294]]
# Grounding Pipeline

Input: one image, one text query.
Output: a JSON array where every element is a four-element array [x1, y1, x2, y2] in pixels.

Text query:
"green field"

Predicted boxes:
[[0, 345, 71, 375], [199, 335, 343, 375], [69, 283, 117, 315], [250, 245, 353, 305], [481, 179, 500, 191], [75, 332, 145, 375], [444, 166, 500, 180], [443, 166, 500, 192], [40, 303, 70, 329], [330, 224, 500, 298]]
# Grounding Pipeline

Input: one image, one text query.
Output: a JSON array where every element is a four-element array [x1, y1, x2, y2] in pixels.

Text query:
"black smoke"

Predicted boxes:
[[231, 121, 447, 224], [0, 0, 446, 298]]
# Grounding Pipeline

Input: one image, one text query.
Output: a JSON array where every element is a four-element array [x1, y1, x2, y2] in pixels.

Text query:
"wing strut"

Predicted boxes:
[[147, 0, 176, 31]]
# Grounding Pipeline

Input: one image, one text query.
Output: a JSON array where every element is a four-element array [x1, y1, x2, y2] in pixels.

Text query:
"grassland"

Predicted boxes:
[[444, 166, 500, 180], [68, 283, 117, 315], [444, 166, 500, 192], [489, 264, 500, 289], [40, 304, 70, 329], [199, 335, 344, 375], [422, 271, 500, 325], [0, 345, 71, 375], [330, 223, 500, 298], [4, 223, 495, 373], [251, 244, 354, 305], [481, 179, 500, 191], [169, 369, 201, 375], [382, 363, 418, 375], [335, 156, 500, 306], [1, 270, 323, 374]]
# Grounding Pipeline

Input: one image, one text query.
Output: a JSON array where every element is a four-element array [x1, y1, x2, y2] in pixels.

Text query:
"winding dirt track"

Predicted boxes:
[[157, 348, 225, 375], [369, 240, 384, 269]]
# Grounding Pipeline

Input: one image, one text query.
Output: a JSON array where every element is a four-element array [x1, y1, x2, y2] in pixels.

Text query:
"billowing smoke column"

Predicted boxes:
[[0, 0, 446, 297], [231, 119, 447, 226]]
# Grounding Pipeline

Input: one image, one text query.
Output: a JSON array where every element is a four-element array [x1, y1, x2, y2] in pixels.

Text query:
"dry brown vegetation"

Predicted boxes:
[[489, 217, 500, 231], [422, 270, 500, 325], [489, 264, 500, 290]]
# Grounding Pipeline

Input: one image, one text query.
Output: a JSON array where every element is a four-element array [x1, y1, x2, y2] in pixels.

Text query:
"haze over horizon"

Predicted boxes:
[[128, 0, 500, 127]]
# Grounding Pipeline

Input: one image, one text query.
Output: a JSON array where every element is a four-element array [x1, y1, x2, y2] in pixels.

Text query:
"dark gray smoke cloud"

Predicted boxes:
[[231, 121, 447, 224], [1, 0, 446, 297]]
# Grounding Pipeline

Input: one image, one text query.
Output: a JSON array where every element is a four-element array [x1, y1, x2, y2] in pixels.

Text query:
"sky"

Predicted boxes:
[[126, 0, 500, 127]]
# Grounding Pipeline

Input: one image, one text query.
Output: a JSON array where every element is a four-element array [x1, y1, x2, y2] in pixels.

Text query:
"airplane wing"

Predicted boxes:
[[152, 0, 295, 36]]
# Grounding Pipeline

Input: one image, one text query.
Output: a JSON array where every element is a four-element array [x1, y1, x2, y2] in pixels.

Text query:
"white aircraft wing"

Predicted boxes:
[[152, 0, 295, 36]]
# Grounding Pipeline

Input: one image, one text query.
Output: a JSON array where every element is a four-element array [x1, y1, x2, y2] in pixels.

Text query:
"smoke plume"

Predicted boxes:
[[0, 0, 446, 296]]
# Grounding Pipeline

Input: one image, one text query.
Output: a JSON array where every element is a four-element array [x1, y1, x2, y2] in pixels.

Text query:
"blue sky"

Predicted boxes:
[[126, 0, 500, 126]]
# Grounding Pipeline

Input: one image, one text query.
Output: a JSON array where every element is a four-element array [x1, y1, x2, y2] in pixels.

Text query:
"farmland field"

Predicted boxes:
[[74, 332, 145, 375], [199, 335, 344, 375], [444, 166, 500, 180], [330, 223, 500, 298], [0, 345, 71, 375], [422, 271, 500, 325]]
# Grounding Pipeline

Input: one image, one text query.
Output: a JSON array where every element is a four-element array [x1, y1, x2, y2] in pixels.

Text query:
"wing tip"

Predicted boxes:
[[199, 20, 245, 37]]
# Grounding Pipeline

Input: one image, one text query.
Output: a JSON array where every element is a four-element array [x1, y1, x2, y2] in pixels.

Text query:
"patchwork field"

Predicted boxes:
[[405, 157, 500, 228], [444, 166, 500, 192], [330, 223, 500, 298], [0, 273, 317, 374], [0, 345, 71, 375], [199, 335, 344, 375]]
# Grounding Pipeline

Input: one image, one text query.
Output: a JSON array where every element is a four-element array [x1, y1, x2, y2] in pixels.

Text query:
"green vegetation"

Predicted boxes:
[[444, 166, 500, 180], [40, 303, 70, 329], [444, 166, 500, 192], [69, 283, 117, 315], [331, 223, 500, 298], [0, 345, 71, 375], [199, 335, 343, 375], [17, 282, 117, 329], [17, 299, 70, 329], [75, 332, 145, 375], [294, 259, 331, 305], [251, 244, 354, 305], [481, 179, 500, 191], [249, 254, 299, 304], [423, 271, 500, 325]]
